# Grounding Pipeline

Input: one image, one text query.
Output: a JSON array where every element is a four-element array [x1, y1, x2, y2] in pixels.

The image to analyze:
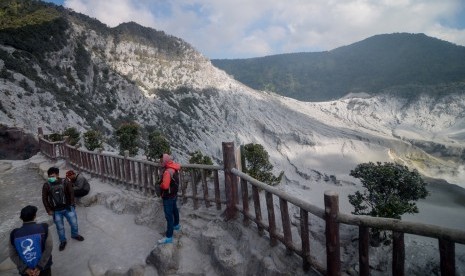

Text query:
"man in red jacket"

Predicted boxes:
[[157, 154, 181, 244]]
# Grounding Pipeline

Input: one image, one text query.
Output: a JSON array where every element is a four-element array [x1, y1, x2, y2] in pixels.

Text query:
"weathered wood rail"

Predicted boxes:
[[38, 133, 465, 275]]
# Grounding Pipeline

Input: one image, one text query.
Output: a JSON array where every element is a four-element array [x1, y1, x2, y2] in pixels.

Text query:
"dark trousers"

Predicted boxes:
[[21, 267, 51, 276], [163, 197, 179, 238], [74, 189, 89, 198]]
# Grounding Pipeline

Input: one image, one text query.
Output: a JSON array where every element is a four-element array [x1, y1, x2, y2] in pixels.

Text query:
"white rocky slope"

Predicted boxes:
[[0, 13, 464, 198]]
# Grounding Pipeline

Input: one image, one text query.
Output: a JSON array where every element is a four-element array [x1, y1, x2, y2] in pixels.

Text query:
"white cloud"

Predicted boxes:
[[65, 0, 156, 27], [61, 0, 465, 58]]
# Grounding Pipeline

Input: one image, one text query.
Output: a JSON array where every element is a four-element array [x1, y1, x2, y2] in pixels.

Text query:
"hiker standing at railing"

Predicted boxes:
[[157, 154, 181, 245]]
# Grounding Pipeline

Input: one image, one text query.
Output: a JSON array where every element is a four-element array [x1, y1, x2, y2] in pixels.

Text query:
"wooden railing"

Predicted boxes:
[[221, 142, 465, 276], [38, 134, 465, 275], [38, 135, 225, 211]]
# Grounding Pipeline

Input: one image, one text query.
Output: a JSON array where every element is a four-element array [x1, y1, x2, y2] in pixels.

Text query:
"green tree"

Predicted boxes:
[[189, 150, 213, 166], [242, 143, 283, 186], [188, 150, 214, 179], [115, 122, 139, 156], [348, 162, 429, 245], [63, 127, 80, 146], [145, 131, 170, 160], [47, 133, 62, 142], [83, 130, 103, 151]]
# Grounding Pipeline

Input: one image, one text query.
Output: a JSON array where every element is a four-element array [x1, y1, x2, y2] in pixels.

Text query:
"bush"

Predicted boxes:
[[242, 143, 283, 186], [47, 133, 63, 142], [63, 127, 80, 146], [145, 131, 170, 160], [115, 122, 139, 156], [188, 150, 214, 181], [348, 161, 429, 245], [83, 130, 103, 151]]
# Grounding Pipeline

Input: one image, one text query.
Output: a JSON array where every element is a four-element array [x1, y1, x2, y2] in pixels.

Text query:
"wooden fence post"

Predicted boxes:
[[300, 208, 310, 272], [190, 170, 199, 209], [392, 231, 405, 276], [280, 198, 293, 253], [201, 169, 210, 208], [62, 136, 69, 165], [124, 150, 130, 189], [214, 170, 221, 210], [266, 192, 277, 246], [324, 190, 341, 276], [222, 142, 238, 220], [98, 148, 105, 181], [359, 226, 370, 276], [239, 145, 250, 225], [37, 128, 43, 154], [439, 238, 455, 276]]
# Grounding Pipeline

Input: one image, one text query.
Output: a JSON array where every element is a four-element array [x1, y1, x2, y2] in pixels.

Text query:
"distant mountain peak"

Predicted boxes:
[[213, 33, 465, 101]]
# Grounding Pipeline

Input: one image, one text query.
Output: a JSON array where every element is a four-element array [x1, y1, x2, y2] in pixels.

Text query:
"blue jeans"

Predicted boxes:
[[53, 207, 79, 242], [163, 197, 179, 238]]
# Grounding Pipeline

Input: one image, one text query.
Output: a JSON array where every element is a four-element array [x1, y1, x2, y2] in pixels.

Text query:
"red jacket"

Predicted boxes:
[[160, 154, 181, 191]]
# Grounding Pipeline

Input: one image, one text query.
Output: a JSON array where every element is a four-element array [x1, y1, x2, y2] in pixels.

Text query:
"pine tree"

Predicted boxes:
[[115, 122, 139, 156], [242, 143, 283, 186], [145, 131, 170, 160], [83, 130, 103, 151]]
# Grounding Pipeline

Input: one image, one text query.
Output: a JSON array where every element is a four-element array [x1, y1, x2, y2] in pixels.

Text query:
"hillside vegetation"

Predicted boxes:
[[212, 33, 465, 101], [0, 0, 464, 188]]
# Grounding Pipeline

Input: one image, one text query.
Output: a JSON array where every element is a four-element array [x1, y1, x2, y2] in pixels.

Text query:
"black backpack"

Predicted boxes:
[[48, 180, 66, 209], [161, 169, 179, 198]]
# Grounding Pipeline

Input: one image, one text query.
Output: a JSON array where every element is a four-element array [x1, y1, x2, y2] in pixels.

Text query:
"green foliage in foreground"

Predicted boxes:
[[242, 143, 283, 186], [348, 162, 429, 220]]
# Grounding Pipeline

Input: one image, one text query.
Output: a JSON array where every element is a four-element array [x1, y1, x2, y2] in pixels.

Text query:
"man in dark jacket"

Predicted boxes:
[[65, 170, 90, 198], [42, 167, 84, 251], [157, 154, 182, 244], [9, 205, 53, 276]]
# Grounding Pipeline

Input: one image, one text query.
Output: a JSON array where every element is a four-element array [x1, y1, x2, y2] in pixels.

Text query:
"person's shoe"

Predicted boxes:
[[72, 235, 84, 241], [59, 241, 67, 251], [173, 224, 181, 231], [157, 237, 173, 244]]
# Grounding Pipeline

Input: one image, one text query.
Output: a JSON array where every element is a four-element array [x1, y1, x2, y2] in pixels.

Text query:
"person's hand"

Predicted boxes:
[[47, 210, 53, 216], [25, 268, 34, 276], [32, 268, 41, 276]]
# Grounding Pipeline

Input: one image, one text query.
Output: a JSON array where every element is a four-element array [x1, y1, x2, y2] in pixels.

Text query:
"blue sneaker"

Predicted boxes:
[[174, 224, 181, 231], [157, 237, 173, 244]]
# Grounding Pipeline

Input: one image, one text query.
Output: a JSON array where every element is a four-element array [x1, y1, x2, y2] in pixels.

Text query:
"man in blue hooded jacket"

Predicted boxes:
[[9, 205, 53, 276]]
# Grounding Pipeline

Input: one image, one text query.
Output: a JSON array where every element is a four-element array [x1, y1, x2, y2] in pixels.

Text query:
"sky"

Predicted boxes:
[[42, 0, 465, 59]]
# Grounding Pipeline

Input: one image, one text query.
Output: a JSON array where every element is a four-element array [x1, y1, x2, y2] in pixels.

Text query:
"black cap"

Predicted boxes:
[[20, 205, 37, 222]]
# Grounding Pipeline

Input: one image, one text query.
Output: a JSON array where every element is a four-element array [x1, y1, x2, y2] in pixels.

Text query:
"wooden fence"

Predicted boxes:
[[38, 134, 465, 276]]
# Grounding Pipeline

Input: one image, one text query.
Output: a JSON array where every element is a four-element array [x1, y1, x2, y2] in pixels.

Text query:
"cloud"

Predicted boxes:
[[65, 0, 157, 27], [61, 0, 465, 58]]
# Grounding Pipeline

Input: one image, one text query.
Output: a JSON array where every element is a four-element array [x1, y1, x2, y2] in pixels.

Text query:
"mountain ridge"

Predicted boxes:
[[0, 0, 464, 189], [212, 33, 465, 101]]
